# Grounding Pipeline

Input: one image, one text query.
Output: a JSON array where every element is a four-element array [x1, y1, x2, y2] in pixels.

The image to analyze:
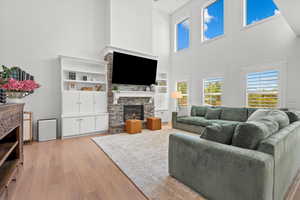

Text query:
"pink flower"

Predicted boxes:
[[1, 78, 40, 92]]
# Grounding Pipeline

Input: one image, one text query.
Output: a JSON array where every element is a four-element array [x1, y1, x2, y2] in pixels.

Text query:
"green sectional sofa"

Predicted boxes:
[[170, 106, 300, 200], [172, 106, 254, 135]]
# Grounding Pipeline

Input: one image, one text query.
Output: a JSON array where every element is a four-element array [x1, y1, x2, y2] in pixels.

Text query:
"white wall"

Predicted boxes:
[[0, 0, 110, 138], [170, 0, 300, 110], [152, 9, 171, 73], [110, 0, 153, 54]]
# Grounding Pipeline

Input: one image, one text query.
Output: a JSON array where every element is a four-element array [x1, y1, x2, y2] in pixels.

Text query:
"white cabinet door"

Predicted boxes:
[[80, 117, 95, 134], [63, 92, 80, 115], [79, 93, 94, 114], [94, 93, 107, 113], [95, 115, 108, 131], [62, 118, 80, 137]]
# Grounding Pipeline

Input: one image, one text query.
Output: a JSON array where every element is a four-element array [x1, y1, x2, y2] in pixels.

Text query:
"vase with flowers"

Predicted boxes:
[[0, 66, 40, 104]]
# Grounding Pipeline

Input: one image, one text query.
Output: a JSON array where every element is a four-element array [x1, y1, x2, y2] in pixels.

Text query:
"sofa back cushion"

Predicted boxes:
[[205, 107, 222, 120], [248, 109, 289, 129], [201, 123, 236, 144], [191, 106, 207, 117], [232, 116, 279, 150], [220, 107, 248, 122]]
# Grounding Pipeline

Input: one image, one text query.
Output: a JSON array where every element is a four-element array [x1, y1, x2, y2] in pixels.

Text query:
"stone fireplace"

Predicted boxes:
[[123, 105, 144, 122], [104, 52, 155, 134]]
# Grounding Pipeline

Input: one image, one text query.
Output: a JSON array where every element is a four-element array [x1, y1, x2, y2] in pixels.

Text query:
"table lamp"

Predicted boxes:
[[171, 91, 183, 112]]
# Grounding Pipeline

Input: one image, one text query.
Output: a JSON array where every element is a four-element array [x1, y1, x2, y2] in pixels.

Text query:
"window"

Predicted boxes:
[[176, 81, 189, 106], [247, 70, 279, 108], [176, 18, 190, 51], [245, 0, 280, 26], [202, 0, 224, 41], [203, 78, 223, 106]]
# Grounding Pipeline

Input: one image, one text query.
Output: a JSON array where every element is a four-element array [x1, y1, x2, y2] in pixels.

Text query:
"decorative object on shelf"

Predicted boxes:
[[68, 82, 77, 91], [95, 84, 102, 91], [69, 72, 76, 80], [171, 91, 183, 112], [146, 86, 151, 92], [81, 87, 94, 91], [0, 66, 40, 104], [82, 75, 88, 81]]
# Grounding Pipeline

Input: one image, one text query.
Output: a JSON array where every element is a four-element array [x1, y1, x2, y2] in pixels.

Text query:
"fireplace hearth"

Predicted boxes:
[[124, 105, 144, 122]]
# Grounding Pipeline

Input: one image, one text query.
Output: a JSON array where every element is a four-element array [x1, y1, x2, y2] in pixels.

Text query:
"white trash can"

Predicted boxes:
[[38, 118, 57, 142]]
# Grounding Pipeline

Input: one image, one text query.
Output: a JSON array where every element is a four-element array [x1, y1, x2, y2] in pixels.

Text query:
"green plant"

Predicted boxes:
[[112, 85, 119, 91], [0, 65, 20, 85]]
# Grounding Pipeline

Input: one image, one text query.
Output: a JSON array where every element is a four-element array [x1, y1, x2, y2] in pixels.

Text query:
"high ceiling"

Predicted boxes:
[[153, 0, 190, 14]]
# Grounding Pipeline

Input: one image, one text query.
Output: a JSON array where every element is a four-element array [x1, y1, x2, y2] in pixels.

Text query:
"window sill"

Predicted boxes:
[[241, 14, 281, 31], [201, 34, 225, 45]]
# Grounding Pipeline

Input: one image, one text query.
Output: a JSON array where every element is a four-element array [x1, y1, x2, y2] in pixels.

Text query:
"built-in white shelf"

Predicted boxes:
[[63, 80, 105, 84], [155, 72, 169, 122], [63, 69, 106, 75], [60, 55, 108, 138]]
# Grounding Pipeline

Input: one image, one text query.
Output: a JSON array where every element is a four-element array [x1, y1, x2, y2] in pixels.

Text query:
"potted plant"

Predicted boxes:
[[0, 66, 40, 103]]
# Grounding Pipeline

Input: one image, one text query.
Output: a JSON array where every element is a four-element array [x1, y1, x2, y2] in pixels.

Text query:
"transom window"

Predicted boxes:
[[244, 0, 280, 26], [202, 0, 224, 41], [247, 70, 279, 108], [176, 18, 190, 51], [203, 78, 223, 106], [176, 81, 189, 106]]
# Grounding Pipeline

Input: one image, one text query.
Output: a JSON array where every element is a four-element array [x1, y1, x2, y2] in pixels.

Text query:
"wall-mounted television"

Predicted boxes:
[[112, 52, 157, 86]]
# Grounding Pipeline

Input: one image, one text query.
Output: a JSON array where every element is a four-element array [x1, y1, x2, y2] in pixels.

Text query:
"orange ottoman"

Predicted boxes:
[[125, 120, 142, 134], [147, 117, 162, 131]]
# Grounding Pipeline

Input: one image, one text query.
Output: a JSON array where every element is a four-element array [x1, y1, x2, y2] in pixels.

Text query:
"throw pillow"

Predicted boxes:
[[285, 111, 299, 124], [248, 109, 289, 129], [232, 117, 279, 150], [205, 108, 222, 120], [201, 123, 236, 145]]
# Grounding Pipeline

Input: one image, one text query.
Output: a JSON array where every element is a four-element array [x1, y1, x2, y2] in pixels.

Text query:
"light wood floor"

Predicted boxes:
[[11, 135, 147, 200], [11, 134, 300, 200]]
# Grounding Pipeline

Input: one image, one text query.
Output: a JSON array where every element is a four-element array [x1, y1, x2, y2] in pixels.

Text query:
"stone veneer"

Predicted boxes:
[[104, 53, 155, 134]]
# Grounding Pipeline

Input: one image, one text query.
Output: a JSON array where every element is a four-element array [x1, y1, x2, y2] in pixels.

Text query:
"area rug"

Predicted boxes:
[[92, 128, 299, 200]]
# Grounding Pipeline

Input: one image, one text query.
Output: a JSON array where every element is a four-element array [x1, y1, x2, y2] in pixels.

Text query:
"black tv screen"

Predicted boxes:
[[112, 52, 157, 86]]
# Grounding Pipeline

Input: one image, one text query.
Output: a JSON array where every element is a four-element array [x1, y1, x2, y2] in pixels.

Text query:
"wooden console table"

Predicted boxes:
[[0, 104, 24, 200]]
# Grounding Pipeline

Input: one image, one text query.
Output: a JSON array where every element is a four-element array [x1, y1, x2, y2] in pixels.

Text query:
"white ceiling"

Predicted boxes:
[[153, 0, 191, 14]]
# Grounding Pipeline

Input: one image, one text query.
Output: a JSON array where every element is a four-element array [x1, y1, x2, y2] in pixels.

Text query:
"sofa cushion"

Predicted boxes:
[[177, 116, 212, 127], [285, 111, 299, 124], [205, 108, 222, 120], [201, 123, 236, 144], [191, 106, 207, 117], [220, 107, 248, 122], [248, 109, 289, 129], [232, 116, 279, 150]]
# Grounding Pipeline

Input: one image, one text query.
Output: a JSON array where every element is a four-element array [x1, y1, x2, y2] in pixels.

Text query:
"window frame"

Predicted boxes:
[[246, 70, 280, 108], [203, 77, 224, 106], [176, 81, 189, 107], [242, 0, 280, 28], [175, 17, 191, 52], [201, 0, 225, 43], [242, 62, 287, 109]]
